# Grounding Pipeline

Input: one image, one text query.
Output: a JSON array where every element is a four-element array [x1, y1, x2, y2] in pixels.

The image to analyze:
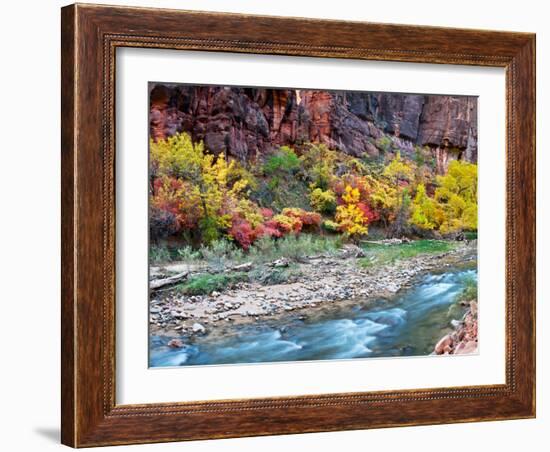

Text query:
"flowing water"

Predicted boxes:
[[149, 267, 477, 367]]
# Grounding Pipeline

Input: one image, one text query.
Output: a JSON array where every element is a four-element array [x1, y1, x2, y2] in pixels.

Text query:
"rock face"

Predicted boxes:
[[433, 300, 478, 356], [149, 83, 477, 171]]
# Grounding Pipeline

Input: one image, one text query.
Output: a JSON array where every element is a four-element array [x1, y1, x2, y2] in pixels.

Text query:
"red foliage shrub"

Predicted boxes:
[[260, 208, 274, 219], [271, 214, 303, 234], [260, 219, 285, 238], [281, 208, 321, 229], [229, 213, 288, 249], [357, 202, 380, 223], [228, 217, 255, 250]]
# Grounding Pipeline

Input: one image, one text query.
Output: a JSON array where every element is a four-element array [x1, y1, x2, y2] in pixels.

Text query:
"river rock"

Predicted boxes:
[[434, 334, 454, 355], [450, 319, 463, 328], [271, 258, 290, 268], [192, 322, 206, 334], [454, 341, 478, 355], [167, 339, 184, 348]]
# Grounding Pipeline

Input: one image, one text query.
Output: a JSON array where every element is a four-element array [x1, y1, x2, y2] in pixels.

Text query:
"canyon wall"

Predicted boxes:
[[149, 84, 478, 172]]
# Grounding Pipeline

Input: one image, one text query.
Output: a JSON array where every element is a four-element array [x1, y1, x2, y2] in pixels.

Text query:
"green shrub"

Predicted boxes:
[[252, 177, 311, 212], [276, 235, 341, 261], [175, 272, 247, 295], [376, 136, 393, 153], [263, 146, 301, 175], [358, 240, 456, 268], [458, 274, 478, 302], [322, 220, 340, 233], [249, 264, 302, 285], [175, 246, 201, 262], [150, 245, 172, 264], [201, 239, 239, 272], [198, 216, 221, 244], [248, 235, 278, 263], [247, 234, 342, 265]]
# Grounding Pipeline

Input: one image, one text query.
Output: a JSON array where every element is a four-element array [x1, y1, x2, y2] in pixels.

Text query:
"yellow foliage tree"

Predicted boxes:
[[383, 151, 415, 187], [335, 185, 369, 238], [150, 132, 251, 242], [434, 160, 478, 233], [367, 174, 399, 228], [410, 183, 438, 230]]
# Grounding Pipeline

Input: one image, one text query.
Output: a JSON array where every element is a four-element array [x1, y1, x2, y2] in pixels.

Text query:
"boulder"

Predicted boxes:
[[454, 341, 478, 355], [192, 322, 206, 334], [167, 339, 184, 348], [434, 334, 454, 355]]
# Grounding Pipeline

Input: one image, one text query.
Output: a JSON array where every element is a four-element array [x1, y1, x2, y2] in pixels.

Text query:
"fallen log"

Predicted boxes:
[[149, 271, 189, 290], [361, 238, 409, 246], [232, 261, 253, 272]]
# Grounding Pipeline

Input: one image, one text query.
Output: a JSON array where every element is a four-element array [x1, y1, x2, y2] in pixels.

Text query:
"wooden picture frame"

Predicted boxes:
[[61, 3, 536, 447]]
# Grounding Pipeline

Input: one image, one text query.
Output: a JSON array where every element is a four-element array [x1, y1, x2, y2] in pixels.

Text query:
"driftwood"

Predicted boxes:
[[149, 271, 189, 290], [150, 256, 298, 291], [232, 261, 253, 272], [361, 238, 411, 246]]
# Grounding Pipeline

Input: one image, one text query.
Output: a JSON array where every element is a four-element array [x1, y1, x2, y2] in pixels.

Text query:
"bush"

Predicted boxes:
[[150, 245, 173, 264], [271, 213, 303, 234], [281, 208, 321, 228], [176, 272, 247, 295], [263, 146, 301, 175], [252, 176, 311, 212], [228, 218, 256, 250], [335, 186, 370, 238], [248, 236, 278, 263], [458, 274, 478, 302], [149, 206, 180, 241], [198, 216, 221, 244], [376, 136, 393, 153], [358, 239, 456, 268], [322, 220, 340, 233], [249, 264, 302, 285], [310, 188, 337, 214], [276, 235, 340, 261], [175, 246, 201, 262], [201, 239, 239, 272], [247, 234, 342, 265]]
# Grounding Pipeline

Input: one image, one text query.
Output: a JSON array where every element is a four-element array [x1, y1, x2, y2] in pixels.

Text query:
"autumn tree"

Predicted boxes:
[[383, 151, 415, 187], [299, 143, 338, 190], [335, 185, 370, 238], [150, 132, 251, 243], [310, 188, 337, 214], [410, 183, 438, 230], [434, 160, 478, 233], [367, 153, 415, 233]]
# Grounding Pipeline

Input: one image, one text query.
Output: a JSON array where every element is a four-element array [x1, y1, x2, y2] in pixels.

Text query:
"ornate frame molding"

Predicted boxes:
[[62, 4, 535, 447]]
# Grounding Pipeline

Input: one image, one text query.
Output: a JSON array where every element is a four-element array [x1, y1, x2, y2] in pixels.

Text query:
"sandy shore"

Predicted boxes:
[[149, 241, 477, 338]]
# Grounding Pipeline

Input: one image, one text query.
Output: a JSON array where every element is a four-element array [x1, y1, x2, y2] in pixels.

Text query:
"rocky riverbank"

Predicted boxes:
[[433, 299, 478, 355], [150, 241, 477, 339]]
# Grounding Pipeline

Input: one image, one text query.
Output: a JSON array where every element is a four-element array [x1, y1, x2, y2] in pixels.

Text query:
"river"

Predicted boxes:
[[149, 267, 477, 367]]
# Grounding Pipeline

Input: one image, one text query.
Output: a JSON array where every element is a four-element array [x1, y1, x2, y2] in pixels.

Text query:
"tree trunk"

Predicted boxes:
[[150, 271, 189, 290]]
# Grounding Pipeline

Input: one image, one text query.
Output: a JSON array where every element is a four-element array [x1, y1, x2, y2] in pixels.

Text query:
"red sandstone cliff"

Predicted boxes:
[[149, 83, 477, 172]]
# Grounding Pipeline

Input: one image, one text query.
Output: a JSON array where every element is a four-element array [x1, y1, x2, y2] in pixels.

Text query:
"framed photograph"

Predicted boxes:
[[61, 3, 536, 447]]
